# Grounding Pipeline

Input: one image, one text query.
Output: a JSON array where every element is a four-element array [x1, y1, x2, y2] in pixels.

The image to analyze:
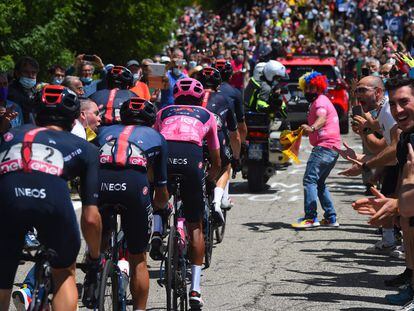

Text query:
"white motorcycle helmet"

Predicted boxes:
[[263, 60, 287, 82], [253, 62, 266, 81]]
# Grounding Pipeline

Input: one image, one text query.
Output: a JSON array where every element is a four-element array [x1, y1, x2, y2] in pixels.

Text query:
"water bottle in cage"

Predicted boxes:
[[117, 258, 130, 292], [177, 217, 187, 255]]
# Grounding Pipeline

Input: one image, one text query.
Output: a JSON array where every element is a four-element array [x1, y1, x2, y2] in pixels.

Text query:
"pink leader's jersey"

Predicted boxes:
[[154, 105, 220, 150]]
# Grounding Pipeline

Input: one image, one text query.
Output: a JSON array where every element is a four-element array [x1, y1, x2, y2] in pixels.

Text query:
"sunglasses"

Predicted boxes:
[[355, 86, 376, 94]]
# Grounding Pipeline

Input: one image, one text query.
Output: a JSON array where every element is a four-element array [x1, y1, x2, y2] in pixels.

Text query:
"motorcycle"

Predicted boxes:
[[241, 111, 287, 192]]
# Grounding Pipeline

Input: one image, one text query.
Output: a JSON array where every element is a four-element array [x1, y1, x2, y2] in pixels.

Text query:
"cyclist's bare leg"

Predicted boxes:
[[129, 252, 149, 310], [0, 289, 12, 311], [216, 164, 231, 189], [187, 221, 204, 265], [52, 263, 77, 311], [81, 205, 102, 259]]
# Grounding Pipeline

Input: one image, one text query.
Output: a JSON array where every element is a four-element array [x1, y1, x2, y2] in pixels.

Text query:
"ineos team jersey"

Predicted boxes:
[[89, 89, 136, 125], [0, 124, 99, 205], [96, 124, 168, 187], [202, 91, 237, 133]]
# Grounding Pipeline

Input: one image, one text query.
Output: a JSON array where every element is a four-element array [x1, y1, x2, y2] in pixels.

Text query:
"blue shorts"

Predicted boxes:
[[167, 141, 205, 223], [99, 168, 153, 254], [0, 172, 80, 289]]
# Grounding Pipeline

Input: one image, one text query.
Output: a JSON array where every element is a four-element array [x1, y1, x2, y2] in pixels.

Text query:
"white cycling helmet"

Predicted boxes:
[[263, 60, 286, 82], [253, 62, 266, 81]]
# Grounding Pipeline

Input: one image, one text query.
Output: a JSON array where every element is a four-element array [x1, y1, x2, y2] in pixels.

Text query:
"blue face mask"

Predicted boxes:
[[0, 87, 8, 101], [52, 77, 63, 85], [80, 77, 93, 84], [19, 77, 36, 89]]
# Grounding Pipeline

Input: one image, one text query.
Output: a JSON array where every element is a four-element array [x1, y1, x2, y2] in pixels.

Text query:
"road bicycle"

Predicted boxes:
[[19, 246, 57, 311]]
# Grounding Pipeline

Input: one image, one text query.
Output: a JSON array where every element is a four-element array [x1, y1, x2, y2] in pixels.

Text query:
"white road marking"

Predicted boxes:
[[288, 195, 302, 202], [248, 195, 281, 202], [289, 189, 300, 193], [270, 182, 300, 189]]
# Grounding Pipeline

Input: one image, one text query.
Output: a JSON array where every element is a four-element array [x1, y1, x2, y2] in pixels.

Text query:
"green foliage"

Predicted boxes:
[[1, 0, 190, 78]]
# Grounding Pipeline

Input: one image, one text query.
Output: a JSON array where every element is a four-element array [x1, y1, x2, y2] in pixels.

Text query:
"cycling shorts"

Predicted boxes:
[[167, 141, 205, 223], [99, 168, 153, 254], [0, 172, 80, 289], [218, 130, 232, 167]]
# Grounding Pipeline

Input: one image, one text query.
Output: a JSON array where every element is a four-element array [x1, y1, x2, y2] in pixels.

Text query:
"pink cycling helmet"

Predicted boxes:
[[173, 78, 205, 106]]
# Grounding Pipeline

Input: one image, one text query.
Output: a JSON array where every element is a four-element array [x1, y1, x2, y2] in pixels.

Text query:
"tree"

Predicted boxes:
[[0, 0, 84, 77], [73, 0, 190, 65]]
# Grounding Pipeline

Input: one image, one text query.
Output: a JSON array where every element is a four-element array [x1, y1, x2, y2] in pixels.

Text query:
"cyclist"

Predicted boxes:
[[153, 78, 221, 308], [95, 97, 168, 310], [89, 65, 137, 125], [0, 85, 101, 311], [198, 67, 241, 219], [214, 59, 246, 209]]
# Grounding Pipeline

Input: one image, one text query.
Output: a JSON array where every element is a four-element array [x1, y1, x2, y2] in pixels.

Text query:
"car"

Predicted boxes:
[[278, 54, 350, 134]]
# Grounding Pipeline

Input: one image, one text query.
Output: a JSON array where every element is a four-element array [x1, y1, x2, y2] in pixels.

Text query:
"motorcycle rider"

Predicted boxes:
[[244, 60, 288, 120]]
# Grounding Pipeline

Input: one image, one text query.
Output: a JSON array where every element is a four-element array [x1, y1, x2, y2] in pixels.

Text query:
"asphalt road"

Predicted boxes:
[[13, 131, 404, 311]]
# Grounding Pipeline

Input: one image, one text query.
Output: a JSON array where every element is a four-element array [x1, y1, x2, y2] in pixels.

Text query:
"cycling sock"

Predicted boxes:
[[213, 187, 224, 211], [153, 215, 163, 235], [222, 181, 230, 202], [383, 228, 395, 246], [191, 265, 202, 292]]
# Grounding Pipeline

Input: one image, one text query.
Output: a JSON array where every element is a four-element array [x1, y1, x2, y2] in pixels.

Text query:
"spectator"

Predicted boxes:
[[127, 59, 151, 100], [291, 72, 341, 229], [0, 72, 22, 131], [71, 99, 101, 141], [61, 76, 85, 97], [159, 59, 187, 109], [7, 56, 39, 123], [48, 64, 66, 85]]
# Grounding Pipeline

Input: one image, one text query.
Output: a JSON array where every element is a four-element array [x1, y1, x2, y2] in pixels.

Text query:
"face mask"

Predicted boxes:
[[133, 73, 141, 81], [19, 77, 36, 89], [0, 87, 8, 101], [86, 126, 97, 141], [172, 68, 182, 76], [80, 77, 93, 84], [304, 92, 319, 103], [52, 77, 62, 85], [371, 71, 380, 77]]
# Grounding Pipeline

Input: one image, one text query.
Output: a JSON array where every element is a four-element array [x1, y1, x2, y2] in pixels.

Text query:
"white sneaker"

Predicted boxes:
[[391, 245, 405, 260], [366, 240, 395, 255]]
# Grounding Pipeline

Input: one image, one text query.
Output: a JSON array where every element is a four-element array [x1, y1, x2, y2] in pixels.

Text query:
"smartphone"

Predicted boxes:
[[83, 55, 95, 62], [242, 39, 250, 50], [352, 105, 363, 117]]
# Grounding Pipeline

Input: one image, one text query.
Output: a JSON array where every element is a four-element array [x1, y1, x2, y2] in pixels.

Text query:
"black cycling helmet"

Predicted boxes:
[[214, 59, 233, 81], [120, 97, 157, 126], [107, 66, 134, 90], [198, 67, 222, 90], [35, 85, 80, 131]]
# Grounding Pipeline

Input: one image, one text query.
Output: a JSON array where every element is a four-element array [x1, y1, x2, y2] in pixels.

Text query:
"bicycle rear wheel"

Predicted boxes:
[[98, 259, 120, 311], [215, 210, 227, 244], [166, 225, 178, 311], [204, 204, 214, 269]]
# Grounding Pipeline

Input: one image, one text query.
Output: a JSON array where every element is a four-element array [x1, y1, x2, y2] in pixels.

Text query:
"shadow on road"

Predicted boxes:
[[271, 292, 389, 308], [243, 221, 293, 232]]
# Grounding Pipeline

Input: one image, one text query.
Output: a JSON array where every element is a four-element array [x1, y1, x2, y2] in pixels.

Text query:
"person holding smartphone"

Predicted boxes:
[[159, 58, 188, 109]]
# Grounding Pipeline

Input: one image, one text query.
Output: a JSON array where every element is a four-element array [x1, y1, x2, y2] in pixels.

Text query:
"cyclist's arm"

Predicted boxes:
[[206, 115, 221, 180], [229, 130, 241, 160]]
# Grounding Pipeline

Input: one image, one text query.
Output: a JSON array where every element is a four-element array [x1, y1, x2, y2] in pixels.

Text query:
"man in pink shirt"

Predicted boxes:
[[291, 72, 341, 229]]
